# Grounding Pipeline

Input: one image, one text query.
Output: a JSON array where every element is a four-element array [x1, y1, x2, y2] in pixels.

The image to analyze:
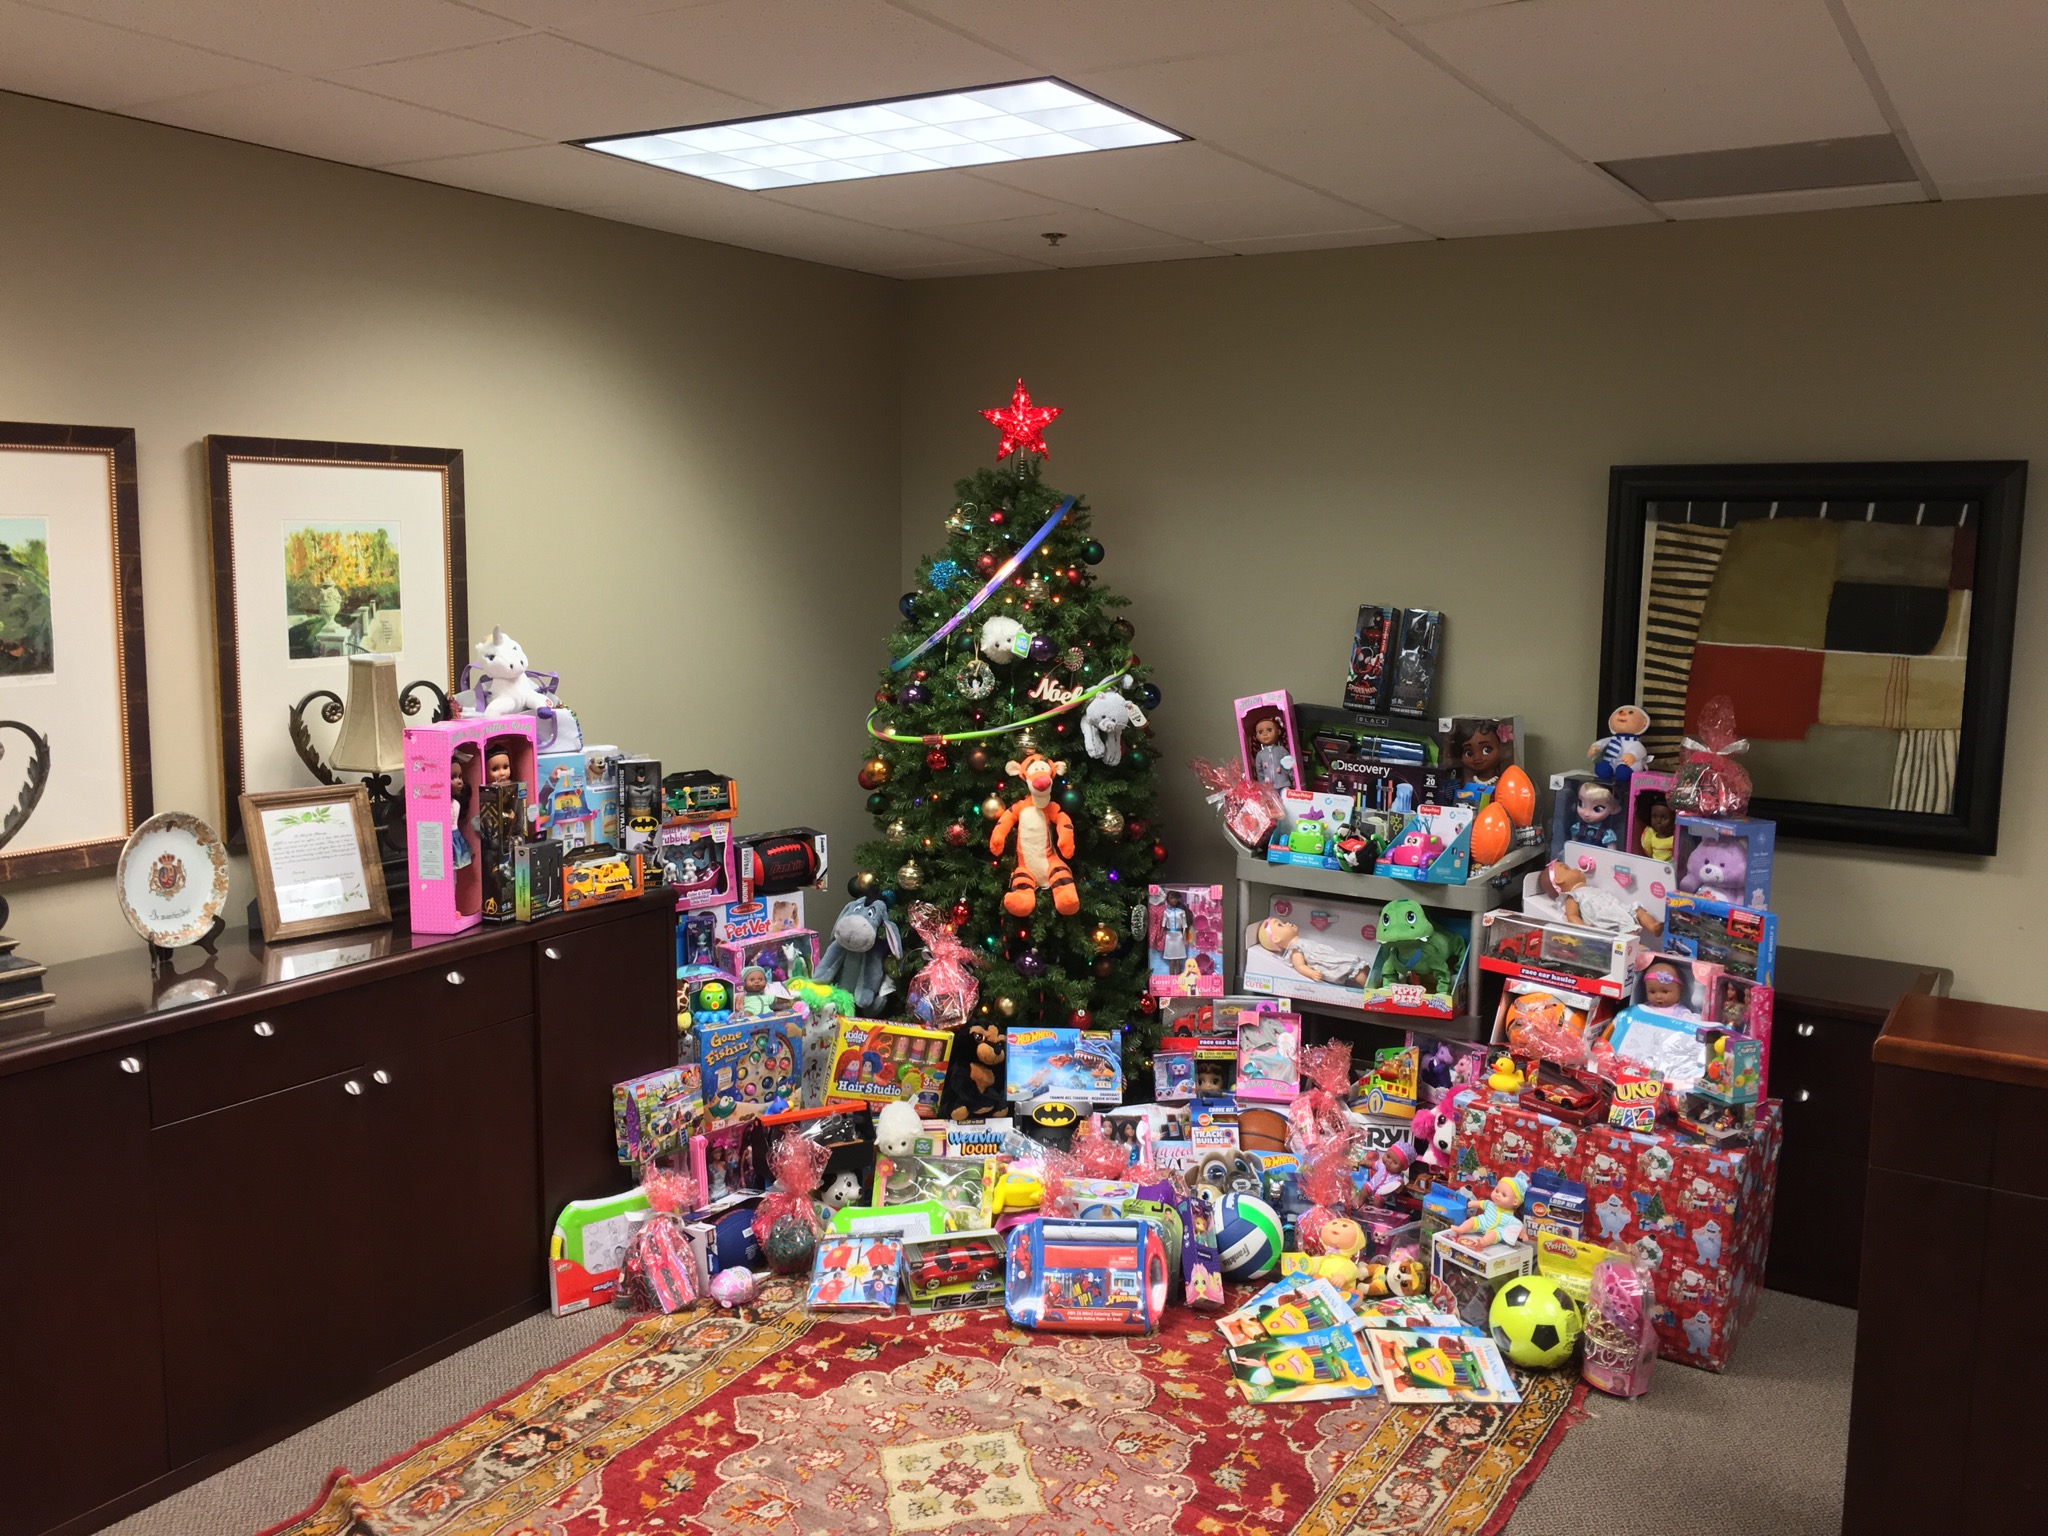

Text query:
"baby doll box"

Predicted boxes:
[[1241, 892, 1380, 1014], [1234, 690, 1304, 794], [1549, 770, 1627, 859], [405, 716, 538, 935]]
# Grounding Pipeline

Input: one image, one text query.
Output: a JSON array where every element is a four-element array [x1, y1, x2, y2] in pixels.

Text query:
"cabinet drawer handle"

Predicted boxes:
[[446, 970, 465, 987], [344, 1079, 364, 1095], [1795, 1087, 1811, 1103], [543, 946, 561, 961], [372, 1069, 391, 1085], [253, 1020, 275, 1038], [1796, 1022, 1815, 1038], [118, 1055, 143, 1075]]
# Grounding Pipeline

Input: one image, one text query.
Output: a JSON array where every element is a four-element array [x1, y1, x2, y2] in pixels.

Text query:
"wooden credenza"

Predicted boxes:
[[1842, 994, 2048, 1534], [1765, 948, 1949, 1307], [0, 893, 675, 1536]]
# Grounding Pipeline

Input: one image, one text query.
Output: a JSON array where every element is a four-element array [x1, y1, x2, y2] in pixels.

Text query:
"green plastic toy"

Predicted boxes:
[[1370, 898, 1455, 995]]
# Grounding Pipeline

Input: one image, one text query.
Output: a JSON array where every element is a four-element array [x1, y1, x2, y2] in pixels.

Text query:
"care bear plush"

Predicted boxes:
[[1678, 839, 1747, 905]]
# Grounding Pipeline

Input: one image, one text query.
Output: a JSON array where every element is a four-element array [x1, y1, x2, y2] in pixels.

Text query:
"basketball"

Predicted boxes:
[[1216, 1193, 1283, 1282]]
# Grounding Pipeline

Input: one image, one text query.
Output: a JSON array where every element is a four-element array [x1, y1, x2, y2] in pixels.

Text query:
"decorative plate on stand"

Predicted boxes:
[[117, 811, 231, 948]]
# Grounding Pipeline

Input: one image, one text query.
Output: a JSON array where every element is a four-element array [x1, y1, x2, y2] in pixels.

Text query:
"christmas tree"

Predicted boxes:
[[851, 382, 1166, 1084]]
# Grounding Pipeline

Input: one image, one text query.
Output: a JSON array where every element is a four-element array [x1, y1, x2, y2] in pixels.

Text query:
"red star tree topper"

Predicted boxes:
[[980, 378, 1061, 460]]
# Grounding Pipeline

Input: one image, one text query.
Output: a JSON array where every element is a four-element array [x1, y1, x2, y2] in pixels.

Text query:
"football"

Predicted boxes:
[[1490, 1275, 1585, 1367], [1216, 1193, 1283, 1282]]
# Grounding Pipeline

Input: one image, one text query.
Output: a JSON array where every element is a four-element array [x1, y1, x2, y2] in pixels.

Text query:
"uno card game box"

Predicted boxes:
[[1003, 1217, 1169, 1335]]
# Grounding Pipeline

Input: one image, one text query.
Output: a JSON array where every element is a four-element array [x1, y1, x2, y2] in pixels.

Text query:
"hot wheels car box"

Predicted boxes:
[[1450, 1093, 1780, 1371]]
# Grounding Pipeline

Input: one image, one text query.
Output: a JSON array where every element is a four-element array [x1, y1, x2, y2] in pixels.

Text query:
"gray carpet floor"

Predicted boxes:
[[108, 1289, 1854, 1535]]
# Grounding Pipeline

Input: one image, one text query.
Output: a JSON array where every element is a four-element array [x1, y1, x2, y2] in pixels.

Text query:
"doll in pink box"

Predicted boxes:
[[407, 715, 537, 933]]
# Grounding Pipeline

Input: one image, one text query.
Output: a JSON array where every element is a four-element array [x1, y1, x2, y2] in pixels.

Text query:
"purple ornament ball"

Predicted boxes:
[[1028, 636, 1056, 664], [1016, 950, 1045, 979], [900, 680, 930, 706]]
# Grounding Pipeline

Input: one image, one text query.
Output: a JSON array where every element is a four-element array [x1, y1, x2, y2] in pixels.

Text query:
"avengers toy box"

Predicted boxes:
[[1004, 1217, 1169, 1335]]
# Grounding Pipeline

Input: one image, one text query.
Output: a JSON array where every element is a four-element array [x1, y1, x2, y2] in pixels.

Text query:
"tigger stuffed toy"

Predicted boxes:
[[989, 751, 1081, 917]]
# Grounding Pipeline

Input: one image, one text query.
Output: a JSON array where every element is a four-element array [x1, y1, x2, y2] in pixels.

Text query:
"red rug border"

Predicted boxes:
[[254, 1310, 637, 1536], [1476, 1378, 1593, 1536], [252, 1311, 1595, 1536]]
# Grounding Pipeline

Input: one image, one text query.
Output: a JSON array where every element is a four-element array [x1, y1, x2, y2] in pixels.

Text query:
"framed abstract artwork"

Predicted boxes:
[[1600, 461, 2025, 854], [206, 436, 467, 846], [0, 422, 152, 878]]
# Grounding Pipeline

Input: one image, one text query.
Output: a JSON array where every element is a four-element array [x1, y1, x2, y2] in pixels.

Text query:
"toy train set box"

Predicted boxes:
[[1003, 1217, 1170, 1335], [824, 1017, 953, 1113]]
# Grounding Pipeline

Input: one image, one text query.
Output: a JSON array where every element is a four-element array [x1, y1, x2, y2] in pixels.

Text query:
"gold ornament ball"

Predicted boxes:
[[994, 995, 1017, 1018], [1098, 807, 1126, 837], [858, 754, 891, 789], [946, 507, 971, 533], [884, 819, 907, 844], [1090, 923, 1119, 955], [981, 794, 1005, 821], [897, 859, 923, 890], [1024, 575, 1049, 603]]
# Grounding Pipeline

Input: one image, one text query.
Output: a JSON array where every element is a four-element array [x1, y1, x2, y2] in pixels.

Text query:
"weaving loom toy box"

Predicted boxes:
[[824, 1016, 952, 1113], [1451, 1093, 1782, 1370], [1003, 1216, 1170, 1335]]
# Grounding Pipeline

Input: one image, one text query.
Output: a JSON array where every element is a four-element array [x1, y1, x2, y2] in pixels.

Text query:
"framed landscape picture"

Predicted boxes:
[[207, 436, 467, 845], [0, 422, 152, 877], [1600, 461, 2026, 854]]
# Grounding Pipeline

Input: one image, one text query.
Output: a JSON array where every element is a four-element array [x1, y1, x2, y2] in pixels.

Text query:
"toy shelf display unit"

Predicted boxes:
[[1234, 843, 1542, 1041]]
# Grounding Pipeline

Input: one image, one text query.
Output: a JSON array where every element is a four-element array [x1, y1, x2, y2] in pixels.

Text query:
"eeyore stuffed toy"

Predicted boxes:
[[814, 893, 901, 1012]]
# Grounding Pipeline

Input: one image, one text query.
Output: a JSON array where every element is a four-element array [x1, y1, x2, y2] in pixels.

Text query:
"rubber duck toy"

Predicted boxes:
[[1487, 1055, 1526, 1094]]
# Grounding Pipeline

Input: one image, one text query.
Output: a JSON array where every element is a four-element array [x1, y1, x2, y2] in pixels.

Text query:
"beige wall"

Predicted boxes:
[[899, 199, 2048, 1004], [0, 90, 902, 962]]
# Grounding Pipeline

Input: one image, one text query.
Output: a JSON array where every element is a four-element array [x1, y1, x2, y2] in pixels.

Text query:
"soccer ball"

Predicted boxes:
[[1490, 1275, 1584, 1367], [1216, 1193, 1283, 1282]]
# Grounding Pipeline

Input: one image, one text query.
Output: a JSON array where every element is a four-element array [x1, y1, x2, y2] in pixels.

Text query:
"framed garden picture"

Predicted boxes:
[[206, 436, 467, 845], [1600, 461, 2026, 854], [0, 422, 152, 878]]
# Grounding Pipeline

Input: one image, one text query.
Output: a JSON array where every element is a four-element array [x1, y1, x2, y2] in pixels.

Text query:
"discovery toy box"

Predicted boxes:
[[1004, 1217, 1170, 1334]]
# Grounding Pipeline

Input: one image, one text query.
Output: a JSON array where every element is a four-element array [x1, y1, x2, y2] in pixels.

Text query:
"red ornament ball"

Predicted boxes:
[[948, 900, 971, 927], [926, 747, 950, 771], [1139, 996, 1157, 1015], [989, 510, 1006, 525], [1151, 842, 1167, 862], [1126, 818, 1150, 841], [874, 687, 894, 706], [1070, 1007, 1093, 1028], [944, 821, 970, 847], [976, 551, 998, 573]]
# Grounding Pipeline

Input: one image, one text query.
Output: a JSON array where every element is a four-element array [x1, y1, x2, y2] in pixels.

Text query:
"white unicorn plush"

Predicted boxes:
[[471, 627, 553, 717]]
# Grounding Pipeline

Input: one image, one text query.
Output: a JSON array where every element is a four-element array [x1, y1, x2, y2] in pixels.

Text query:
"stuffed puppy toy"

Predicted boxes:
[[814, 895, 901, 1013], [939, 1020, 1009, 1121]]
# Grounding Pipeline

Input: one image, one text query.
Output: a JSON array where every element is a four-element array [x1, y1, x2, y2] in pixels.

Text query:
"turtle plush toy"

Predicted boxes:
[[1367, 898, 1455, 996]]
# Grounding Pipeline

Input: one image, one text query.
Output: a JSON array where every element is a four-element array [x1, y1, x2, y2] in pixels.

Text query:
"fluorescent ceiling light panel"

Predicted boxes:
[[577, 79, 1182, 189]]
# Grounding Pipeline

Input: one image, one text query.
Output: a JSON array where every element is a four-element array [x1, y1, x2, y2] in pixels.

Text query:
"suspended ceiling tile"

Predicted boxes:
[[452, 0, 717, 30], [382, 142, 680, 213], [901, 0, 1372, 73], [1659, 180, 1925, 221], [972, 140, 1401, 238], [875, 254, 1048, 279], [1052, 242, 1221, 268], [1207, 225, 1430, 256], [335, 32, 759, 142], [550, 0, 1022, 112], [1841, 0, 2048, 196], [1412, 0, 1888, 161], [145, 76, 538, 165], [26, 0, 525, 73], [0, 1, 280, 110], [924, 206, 1207, 265], [1371, 0, 1526, 22], [758, 169, 1079, 230]]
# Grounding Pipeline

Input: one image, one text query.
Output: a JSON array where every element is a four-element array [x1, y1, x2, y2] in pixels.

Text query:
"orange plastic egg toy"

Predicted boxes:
[[1470, 802, 1513, 867], [1495, 765, 1536, 828]]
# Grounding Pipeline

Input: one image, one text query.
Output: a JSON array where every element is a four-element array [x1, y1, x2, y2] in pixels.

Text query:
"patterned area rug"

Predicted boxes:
[[266, 1284, 1584, 1536]]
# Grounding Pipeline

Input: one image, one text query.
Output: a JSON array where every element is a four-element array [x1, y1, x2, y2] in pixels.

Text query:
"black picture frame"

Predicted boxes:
[[1599, 460, 2026, 855]]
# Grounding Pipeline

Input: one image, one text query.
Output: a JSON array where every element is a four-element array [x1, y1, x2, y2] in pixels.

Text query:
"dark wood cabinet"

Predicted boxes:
[[537, 907, 674, 1228], [155, 1068, 381, 1464], [1845, 997, 2048, 1532], [364, 1012, 542, 1365], [0, 892, 675, 1536], [0, 1050, 167, 1536], [1763, 947, 1947, 1307]]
